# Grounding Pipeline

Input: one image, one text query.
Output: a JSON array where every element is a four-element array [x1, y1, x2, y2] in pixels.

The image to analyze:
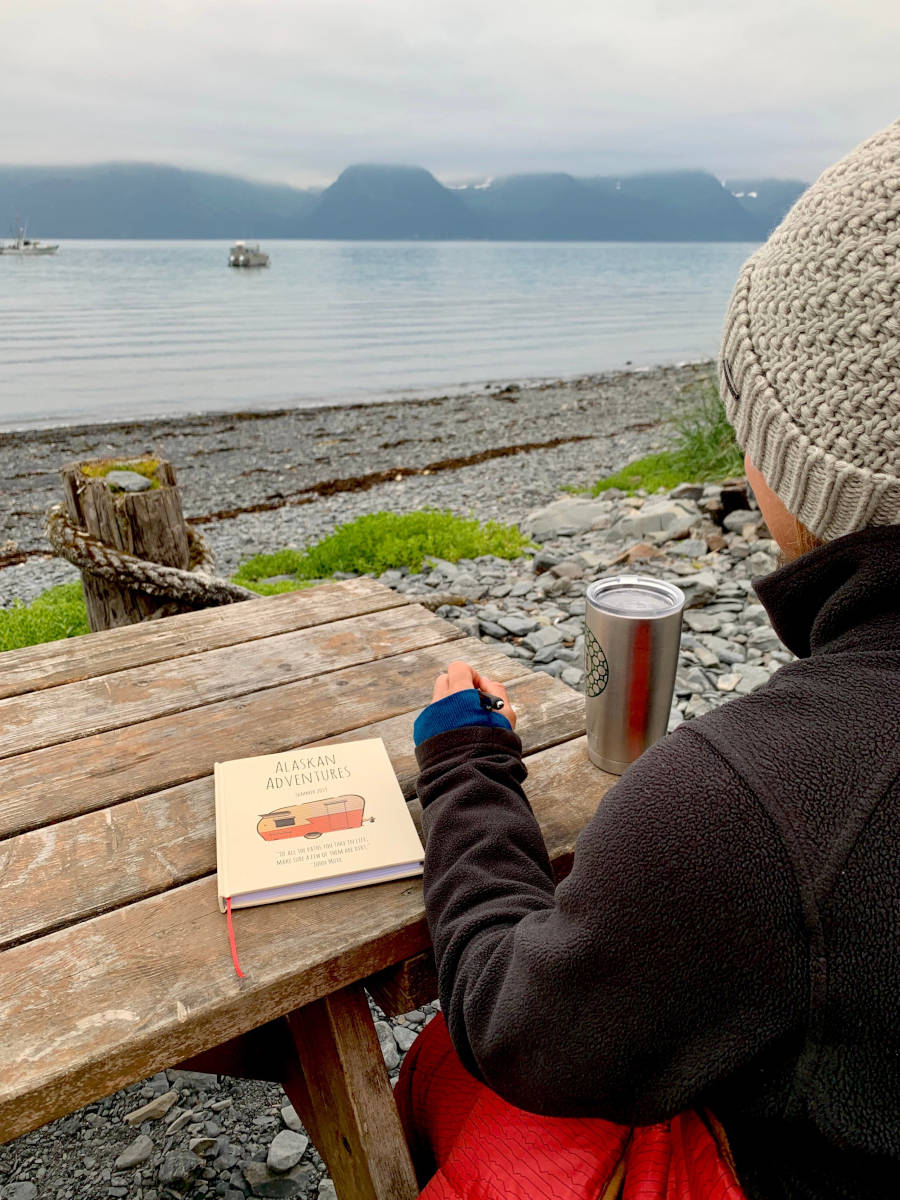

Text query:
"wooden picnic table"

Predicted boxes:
[[0, 578, 616, 1198]]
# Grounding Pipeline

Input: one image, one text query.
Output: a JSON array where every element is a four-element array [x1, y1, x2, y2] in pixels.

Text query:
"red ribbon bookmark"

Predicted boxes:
[[226, 897, 245, 978]]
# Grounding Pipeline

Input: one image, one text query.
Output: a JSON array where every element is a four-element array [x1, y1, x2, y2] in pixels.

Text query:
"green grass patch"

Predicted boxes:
[[0, 582, 89, 653], [234, 510, 534, 593], [592, 380, 744, 495]]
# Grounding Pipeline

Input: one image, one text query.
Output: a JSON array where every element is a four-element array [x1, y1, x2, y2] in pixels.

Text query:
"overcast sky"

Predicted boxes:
[[2, 0, 897, 189]]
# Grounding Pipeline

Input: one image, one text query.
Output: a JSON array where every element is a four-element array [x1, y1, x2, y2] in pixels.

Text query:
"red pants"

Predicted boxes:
[[395, 1013, 746, 1200]]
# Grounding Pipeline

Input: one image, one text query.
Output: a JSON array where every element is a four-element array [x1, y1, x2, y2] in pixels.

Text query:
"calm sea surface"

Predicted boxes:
[[0, 240, 758, 431]]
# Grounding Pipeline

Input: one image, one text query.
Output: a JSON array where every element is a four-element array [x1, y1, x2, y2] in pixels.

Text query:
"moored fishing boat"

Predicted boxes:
[[228, 240, 269, 268], [0, 223, 59, 256]]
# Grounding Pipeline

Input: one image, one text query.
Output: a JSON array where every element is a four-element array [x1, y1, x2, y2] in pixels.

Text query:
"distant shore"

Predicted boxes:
[[0, 361, 714, 606]]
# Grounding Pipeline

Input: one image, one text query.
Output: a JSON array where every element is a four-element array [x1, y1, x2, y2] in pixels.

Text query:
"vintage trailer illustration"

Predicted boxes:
[[257, 794, 368, 841]]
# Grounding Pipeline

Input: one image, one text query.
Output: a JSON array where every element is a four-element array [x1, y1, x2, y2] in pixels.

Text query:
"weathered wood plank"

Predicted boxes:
[[0, 735, 613, 1144], [286, 986, 419, 1200], [0, 635, 527, 839], [0, 603, 461, 759], [0, 670, 584, 948], [0, 578, 406, 701]]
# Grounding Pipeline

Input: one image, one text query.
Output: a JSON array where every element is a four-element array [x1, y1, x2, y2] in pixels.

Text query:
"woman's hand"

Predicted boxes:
[[431, 660, 516, 729]]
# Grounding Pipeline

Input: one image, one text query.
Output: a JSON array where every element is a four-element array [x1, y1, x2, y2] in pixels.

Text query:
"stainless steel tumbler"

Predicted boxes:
[[584, 574, 685, 773]]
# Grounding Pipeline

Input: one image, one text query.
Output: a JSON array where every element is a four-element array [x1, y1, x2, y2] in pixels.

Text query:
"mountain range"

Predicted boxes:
[[0, 162, 808, 241]]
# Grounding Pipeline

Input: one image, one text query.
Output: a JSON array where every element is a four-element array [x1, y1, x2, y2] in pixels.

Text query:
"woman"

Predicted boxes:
[[398, 119, 899, 1199]]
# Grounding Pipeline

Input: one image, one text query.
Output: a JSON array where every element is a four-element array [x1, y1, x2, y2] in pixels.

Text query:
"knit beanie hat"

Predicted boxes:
[[719, 118, 899, 542]]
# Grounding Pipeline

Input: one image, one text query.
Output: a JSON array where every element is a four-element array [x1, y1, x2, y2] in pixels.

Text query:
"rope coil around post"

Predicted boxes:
[[46, 504, 257, 608]]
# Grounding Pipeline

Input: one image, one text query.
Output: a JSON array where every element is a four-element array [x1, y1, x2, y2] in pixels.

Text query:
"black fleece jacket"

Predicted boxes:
[[415, 526, 900, 1200]]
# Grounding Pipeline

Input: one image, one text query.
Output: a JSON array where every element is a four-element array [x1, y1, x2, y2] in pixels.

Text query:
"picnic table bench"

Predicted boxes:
[[0, 578, 616, 1198]]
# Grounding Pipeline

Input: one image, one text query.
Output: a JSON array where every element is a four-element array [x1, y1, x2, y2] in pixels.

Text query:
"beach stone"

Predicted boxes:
[[267, 1130, 309, 1173], [683, 611, 722, 634], [667, 537, 709, 559], [158, 1150, 202, 1187], [189, 1136, 218, 1156], [717, 673, 740, 693], [280, 1105, 303, 1134], [317, 1182, 338, 1200], [684, 695, 713, 719], [393, 1024, 419, 1052], [124, 1089, 178, 1124], [669, 483, 705, 501], [242, 1160, 316, 1197], [497, 614, 539, 636], [104, 469, 153, 493], [375, 1020, 400, 1070], [691, 643, 719, 668], [169, 1069, 218, 1091], [706, 533, 729, 553], [734, 665, 772, 694], [524, 498, 610, 538], [678, 570, 719, 608], [2, 1184, 38, 1200], [722, 509, 757, 533], [550, 560, 584, 579], [523, 626, 564, 652], [115, 1134, 154, 1170], [609, 541, 662, 565], [561, 666, 583, 688], [613, 499, 697, 539]]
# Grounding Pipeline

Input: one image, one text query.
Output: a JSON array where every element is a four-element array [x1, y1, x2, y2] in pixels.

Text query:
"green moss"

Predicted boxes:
[[592, 378, 744, 496], [80, 459, 161, 490], [0, 583, 89, 653], [233, 510, 534, 593]]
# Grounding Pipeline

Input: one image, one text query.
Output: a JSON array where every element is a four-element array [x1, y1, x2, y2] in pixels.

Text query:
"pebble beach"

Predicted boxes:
[[0, 360, 791, 1200]]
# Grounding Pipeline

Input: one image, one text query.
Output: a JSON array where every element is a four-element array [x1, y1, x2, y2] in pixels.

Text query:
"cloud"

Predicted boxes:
[[0, 0, 897, 186]]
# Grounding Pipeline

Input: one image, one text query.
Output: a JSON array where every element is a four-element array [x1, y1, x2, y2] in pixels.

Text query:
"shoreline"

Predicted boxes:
[[1, 360, 715, 606]]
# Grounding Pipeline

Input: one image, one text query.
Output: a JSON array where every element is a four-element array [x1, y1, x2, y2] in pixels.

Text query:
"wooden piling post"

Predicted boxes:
[[60, 457, 194, 632]]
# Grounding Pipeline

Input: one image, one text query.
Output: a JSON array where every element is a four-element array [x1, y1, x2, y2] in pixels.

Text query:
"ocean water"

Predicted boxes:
[[0, 240, 758, 430]]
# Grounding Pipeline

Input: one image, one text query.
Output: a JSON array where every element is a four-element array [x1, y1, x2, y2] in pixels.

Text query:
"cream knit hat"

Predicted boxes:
[[719, 118, 899, 541]]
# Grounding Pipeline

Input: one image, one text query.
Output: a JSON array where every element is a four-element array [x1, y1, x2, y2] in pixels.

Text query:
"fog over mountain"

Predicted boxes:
[[0, 162, 808, 242]]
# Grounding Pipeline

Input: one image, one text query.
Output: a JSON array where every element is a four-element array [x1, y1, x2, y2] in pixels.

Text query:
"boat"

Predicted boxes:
[[0, 223, 59, 256], [228, 240, 269, 268]]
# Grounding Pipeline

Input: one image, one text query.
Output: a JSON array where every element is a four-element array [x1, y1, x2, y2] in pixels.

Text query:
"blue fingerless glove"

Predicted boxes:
[[413, 688, 512, 746]]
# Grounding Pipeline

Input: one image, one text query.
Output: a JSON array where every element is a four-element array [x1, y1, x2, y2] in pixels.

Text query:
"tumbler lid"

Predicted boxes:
[[586, 575, 685, 618]]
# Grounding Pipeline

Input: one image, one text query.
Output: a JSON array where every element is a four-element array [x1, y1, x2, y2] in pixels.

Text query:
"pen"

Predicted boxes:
[[477, 689, 505, 711]]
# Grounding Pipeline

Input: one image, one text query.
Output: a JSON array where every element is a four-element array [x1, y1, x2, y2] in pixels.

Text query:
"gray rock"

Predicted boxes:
[[2, 1184, 38, 1200], [267, 1130, 309, 1173], [393, 1024, 419, 1052], [550, 560, 584, 579], [613, 499, 698, 539], [189, 1136, 218, 1156], [168, 1069, 218, 1091], [734, 665, 772, 694], [683, 611, 722, 634], [667, 537, 710, 558], [105, 469, 153, 493], [374, 1020, 400, 1071], [561, 666, 584, 688], [669, 483, 705, 501], [524, 498, 611, 538], [684, 695, 712, 719], [158, 1150, 202, 1187], [241, 1159, 316, 1197], [317, 1181, 338, 1200], [722, 509, 757, 533], [716, 673, 740, 693], [678, 570, 719, 608], [496, 614, 539, 636], [523, 625, 564, 652], [280, 1105, 303, 1134], [115, 1134, 154, 1169]]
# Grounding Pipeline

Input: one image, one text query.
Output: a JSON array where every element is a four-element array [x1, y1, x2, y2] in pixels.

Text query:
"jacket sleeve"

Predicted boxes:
[[415, 722, 808, 1124]]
